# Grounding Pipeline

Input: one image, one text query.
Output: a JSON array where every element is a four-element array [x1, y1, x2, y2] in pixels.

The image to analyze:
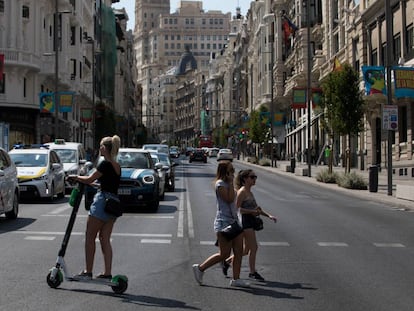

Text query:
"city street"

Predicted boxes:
[[1, 157, 414, 310]]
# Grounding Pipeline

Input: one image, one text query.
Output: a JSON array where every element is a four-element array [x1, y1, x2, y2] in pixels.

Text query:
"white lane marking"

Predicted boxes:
[[25, 236, 55, 241], [186, 176, 194, 238], [177, 172, 185, 238], [141, 239, 171, 244], [42, 214, 174, 219], [318, 242, 348, 247], [49, 205, 72, 214], [373, 243, 405, 248], [13, 231, 172, 238], [259, 241, 290, 246], [200, 241, 216, 245], [200, 241, 290, 246]]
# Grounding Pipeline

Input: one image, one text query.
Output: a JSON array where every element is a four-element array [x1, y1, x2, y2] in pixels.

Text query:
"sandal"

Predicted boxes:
[[96, 274, 112, 279]]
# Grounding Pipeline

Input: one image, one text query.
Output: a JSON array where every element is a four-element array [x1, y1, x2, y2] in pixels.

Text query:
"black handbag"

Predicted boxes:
[[253, 216, 264, 231], [220, 221, 243, 240], [104, 197, 122, 217]]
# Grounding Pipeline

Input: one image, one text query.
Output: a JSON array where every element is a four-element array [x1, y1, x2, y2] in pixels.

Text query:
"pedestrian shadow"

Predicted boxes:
[[201, 283, 305, 300], [65, 288, 200, 309], [254, 280, 317, 291]]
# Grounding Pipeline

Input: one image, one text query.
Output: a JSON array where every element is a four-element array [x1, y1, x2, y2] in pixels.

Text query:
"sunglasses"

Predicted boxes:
[[249, 175, 257, 179]]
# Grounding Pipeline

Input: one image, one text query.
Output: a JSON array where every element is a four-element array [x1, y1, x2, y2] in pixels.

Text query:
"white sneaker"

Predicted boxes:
[[192, 264, 204, 285], [230, 278, 251, 288]]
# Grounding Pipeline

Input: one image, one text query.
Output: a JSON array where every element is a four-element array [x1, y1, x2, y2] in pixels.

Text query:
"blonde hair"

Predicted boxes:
[[100, 135, 121, 161]]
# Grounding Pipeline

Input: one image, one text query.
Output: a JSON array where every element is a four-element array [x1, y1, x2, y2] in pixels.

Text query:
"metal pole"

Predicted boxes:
[[269, 19, 275, 167], [306, 0, 312, 177], [92, 39, 95, 150], [385, 0, 393, 195], [54, 0, 59, 140]]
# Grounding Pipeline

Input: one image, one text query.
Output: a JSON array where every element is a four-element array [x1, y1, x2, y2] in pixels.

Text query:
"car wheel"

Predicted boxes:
[[57, 186, 65, 199], [5, 191, 19, 220], [49, 183, 55, 201], [149, 198, 159, 212]]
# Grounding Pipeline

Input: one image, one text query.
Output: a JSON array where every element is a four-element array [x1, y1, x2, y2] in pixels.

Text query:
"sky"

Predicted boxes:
[[112, 0, 252, 30]]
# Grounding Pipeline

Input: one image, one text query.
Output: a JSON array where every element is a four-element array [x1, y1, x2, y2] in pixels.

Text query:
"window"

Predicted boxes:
[[406, 24, 413, 58], [399, 106, 407, 143], [0, 0, 4, 13], [70, 26, 76, 45], [0, 74, 5, 93], [23, 78, 26, 98], [22, 5, 29, 18], [393, 33, 401, 64], [370, 48, 378, 66]]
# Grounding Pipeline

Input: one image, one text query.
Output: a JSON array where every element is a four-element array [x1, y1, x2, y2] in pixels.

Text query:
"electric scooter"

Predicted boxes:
[[46, 174, 128, 294]]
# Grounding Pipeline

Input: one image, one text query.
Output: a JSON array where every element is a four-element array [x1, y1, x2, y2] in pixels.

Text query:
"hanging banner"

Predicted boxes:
[[273, 112, 285, 126], [81, 108, 93, 122], [39, 92, 55, 113], [393, 66, 414, 98], [0, 54, 4, 81], [59, 92, 74, 113], [362, 66, 386, 95], [291, 88, 319, 109]]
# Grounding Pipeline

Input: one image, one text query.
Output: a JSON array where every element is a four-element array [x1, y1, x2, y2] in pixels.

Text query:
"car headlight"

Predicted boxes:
[[67, 169, 78, 175], [34, 173, 49, 181], [142, 175, 155, 184]]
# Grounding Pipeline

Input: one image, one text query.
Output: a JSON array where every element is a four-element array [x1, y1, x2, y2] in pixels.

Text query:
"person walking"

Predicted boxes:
[[192, 161, 250, 288], [68, 135, 121, 280], [222, 169, 277, 281]]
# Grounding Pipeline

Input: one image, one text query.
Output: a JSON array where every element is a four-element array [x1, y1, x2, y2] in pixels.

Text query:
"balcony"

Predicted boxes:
[[0, 49, 41, 72]]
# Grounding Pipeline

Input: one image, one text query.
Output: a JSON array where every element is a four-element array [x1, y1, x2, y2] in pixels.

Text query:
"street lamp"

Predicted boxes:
[[53, 0, 59, 140], [85, 36, 96, 150]]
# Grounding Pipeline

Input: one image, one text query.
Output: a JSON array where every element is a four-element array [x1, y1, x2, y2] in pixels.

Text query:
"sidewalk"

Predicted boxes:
[[234, 157, 414, 210]]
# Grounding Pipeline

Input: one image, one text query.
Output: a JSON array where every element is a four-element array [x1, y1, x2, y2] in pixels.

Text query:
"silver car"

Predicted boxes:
[[150, 152, 167, 200], [9, 145, 65, 200], [0, 148, 19, 219]]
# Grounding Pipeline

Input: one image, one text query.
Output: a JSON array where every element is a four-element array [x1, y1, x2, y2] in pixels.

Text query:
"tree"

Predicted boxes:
[[247, 106, 270, 158], [319, 63, 366, 173]]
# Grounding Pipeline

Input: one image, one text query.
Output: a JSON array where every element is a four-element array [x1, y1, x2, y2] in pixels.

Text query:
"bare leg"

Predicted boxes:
[[231, 233, 244, 280], [84, 216, 104, 273], [99, 219, 115, 275], [243, 229, 258, 273], [199, 233, 232, 271]]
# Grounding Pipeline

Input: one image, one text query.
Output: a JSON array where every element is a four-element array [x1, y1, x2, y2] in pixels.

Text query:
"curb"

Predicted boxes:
[[234, 159, 414, 211]]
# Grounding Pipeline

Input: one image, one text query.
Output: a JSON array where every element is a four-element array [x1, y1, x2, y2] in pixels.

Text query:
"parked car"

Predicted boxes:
[[208, 147, 220, 157], [185, 147, 195, 156], [154, 152, 178, 191], [44, 139, 87, 193], [149, 152, 166, 200], [169, 146, 180, 158], [84, 148, 161, 212], [0, 147, 19, 219], [9, 144, 65, 200], [217, 148, 234, 162], [189, 148, 207, 163], [142, 144, 170, 155]]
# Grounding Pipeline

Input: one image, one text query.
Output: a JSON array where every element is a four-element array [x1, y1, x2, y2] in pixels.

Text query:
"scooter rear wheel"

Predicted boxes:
[[111, 275, 128, 294], [46, 270, 63, 288]]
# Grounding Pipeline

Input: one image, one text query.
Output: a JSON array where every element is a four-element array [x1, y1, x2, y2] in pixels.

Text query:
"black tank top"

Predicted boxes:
[[97, 160, 120, 194]]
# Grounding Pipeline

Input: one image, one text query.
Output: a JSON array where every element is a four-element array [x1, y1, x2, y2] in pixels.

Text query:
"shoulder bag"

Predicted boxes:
[[104, 196, 123, 217], [253, 216, 264, 231]]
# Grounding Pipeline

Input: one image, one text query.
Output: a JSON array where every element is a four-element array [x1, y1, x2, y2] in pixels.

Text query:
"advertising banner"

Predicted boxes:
[[39, 92, 55, 113], [362, 66, 386, 95], [59, 92, 74, 113], [393, 66, 414, 98]]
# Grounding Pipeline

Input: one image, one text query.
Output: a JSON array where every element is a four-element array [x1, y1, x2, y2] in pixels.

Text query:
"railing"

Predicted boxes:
[[0, 49, 42, 70]]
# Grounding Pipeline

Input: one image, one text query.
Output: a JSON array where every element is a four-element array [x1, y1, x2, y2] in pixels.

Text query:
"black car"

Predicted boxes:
[[154, 152, 178, 191], [189, 148, 207, 163]]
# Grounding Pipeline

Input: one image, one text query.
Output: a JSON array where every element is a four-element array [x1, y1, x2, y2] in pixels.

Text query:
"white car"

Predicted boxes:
[[217, 148, 234, 162], [208, 147, 220, 157], [9, 145, 65, 200], [0, 148, 19, 219], [149, 152, 167, 200], [45, 139, 87, 192]]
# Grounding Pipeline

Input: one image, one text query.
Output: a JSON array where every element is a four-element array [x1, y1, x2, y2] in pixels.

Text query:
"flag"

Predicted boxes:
[[332, 57, 342, 72], [0, 54, 4, 81], [282, 15, 297, 44]]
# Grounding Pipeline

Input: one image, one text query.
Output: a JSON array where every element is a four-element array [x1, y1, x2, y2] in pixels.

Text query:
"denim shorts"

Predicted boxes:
[[89, 191, 118, 222]]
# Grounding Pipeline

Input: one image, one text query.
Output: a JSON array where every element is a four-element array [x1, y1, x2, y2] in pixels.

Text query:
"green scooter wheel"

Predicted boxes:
[[46, 270, 63, 288], [111, 275, 128, 294]]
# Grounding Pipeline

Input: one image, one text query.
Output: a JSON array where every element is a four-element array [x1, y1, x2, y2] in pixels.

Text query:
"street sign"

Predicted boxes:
[[383, 105, 398, 130]]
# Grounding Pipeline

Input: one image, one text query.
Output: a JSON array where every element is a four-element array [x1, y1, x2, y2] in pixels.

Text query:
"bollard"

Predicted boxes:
[[368, 165, 378, 192], [290, 157, 296, 173]]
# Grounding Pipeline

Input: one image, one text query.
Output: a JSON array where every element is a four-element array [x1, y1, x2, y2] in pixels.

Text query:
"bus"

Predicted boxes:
[[198, 135, 213, 148]]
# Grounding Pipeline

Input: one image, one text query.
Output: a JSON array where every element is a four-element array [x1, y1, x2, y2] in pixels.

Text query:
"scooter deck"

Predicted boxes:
[[67, 276, 116, 286]]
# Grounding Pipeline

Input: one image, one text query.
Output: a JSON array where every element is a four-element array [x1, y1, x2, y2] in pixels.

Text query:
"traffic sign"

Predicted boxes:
[[383, 105, 398, 130]]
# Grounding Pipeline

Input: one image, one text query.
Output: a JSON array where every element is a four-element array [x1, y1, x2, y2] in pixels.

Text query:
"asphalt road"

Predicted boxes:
[[1, 156, 414, 310]]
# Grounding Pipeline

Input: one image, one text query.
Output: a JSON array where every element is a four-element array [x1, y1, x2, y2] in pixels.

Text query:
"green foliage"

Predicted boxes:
[[247, 156, 258, 164], [248, 106, 269, 144], [316, 169, 338, 183], [320, 64, 366, 137], [336, 171, 368, 189], [259, 158, 271, 166]]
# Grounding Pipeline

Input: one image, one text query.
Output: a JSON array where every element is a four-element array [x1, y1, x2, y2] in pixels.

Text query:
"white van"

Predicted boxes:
[[142, 144, 170, 155], [45, 139, 87, 192]]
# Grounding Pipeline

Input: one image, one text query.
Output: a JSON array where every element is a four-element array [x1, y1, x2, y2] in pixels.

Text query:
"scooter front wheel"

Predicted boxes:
[[47, 269, 63, 288], [111, 275, 128, 294]]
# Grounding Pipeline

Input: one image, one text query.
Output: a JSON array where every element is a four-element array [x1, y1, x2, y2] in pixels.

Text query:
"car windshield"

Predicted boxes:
[[117, 152, 151, 169], [54, 149, 77, 163], [157, 153, 171, 165], [10, 153, 47, 167]]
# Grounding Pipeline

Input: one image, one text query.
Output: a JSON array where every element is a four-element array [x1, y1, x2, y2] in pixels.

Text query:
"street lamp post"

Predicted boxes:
[[54, 0, 59, 140], [385, 0, 393, 195], [306, 0, 312, 177]]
